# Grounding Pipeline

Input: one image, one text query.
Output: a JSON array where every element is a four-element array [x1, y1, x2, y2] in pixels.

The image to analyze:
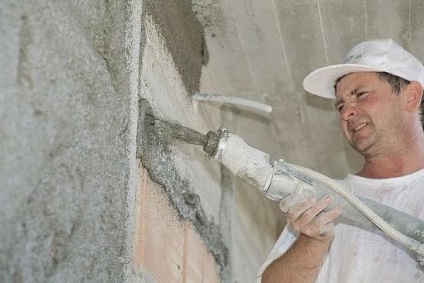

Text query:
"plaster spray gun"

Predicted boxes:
[[201, 126, 424, 266]]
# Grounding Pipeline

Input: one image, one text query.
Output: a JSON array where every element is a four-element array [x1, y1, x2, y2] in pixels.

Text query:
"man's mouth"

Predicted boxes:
[[353, 123, 367, 132]]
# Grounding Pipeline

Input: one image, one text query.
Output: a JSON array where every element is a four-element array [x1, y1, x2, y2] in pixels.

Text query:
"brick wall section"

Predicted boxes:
[[134, 167, 220, 283], [136, 5, 282, 282]]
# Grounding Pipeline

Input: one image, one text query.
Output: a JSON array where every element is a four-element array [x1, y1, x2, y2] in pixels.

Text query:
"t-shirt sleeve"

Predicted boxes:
[[256, 224, 299, 282]]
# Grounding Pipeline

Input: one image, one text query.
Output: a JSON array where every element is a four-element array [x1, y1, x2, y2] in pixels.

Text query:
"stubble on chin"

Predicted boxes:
[[349, 134, 376, 155]]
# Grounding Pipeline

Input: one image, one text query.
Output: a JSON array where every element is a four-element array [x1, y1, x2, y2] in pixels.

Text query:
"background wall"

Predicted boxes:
[[1, 0, 281, 282]]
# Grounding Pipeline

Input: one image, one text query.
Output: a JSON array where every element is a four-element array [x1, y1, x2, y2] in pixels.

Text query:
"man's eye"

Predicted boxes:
[[357, 92, 368, 98], [337, 104, 344, 112]]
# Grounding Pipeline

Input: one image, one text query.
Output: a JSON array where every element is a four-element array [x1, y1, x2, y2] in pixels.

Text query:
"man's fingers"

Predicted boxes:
[[314, 207, 342, 234], [286, 195, 342, 240], [279, 194, 304, 213], [287, 195, 333, 223], [279, 182, 315, 213], [305, 195, 336, 222], [303, 206, 341, 236], [285, 196, 317, 220]]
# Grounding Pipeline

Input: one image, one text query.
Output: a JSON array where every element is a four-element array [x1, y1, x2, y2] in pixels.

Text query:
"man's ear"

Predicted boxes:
[[404, 81, 423, 112]]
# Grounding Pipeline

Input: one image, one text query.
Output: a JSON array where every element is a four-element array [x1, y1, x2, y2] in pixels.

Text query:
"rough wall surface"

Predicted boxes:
[[0, 0, 282, 282], [0, 0, 134, 281], [137, 1, 229, 274], [138, 1, 282, 281], [144, 0, 207, 94]]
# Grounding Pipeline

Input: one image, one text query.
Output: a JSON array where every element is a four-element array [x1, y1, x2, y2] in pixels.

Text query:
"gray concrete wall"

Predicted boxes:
[[0, 0, 135, 281], [1, 0, 282, 282]]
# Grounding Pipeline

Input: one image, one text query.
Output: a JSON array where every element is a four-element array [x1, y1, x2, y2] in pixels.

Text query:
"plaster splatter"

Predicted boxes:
[[137, 100, 228, 270]]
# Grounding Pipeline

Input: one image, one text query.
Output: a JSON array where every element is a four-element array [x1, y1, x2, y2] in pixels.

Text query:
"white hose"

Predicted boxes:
[[210, 128, 424, 260], [192, 93, 273, 113], [287, 162, 424, 256]]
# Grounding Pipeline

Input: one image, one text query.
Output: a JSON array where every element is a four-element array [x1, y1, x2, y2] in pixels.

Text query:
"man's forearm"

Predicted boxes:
[[261, 234, 331, 283]]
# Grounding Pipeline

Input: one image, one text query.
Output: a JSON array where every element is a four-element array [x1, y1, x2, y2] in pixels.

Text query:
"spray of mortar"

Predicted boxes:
[[153, 117, 424, 266]]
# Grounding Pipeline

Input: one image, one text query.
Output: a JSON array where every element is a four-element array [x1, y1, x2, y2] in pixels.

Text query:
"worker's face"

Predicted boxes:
[[334, 72, 405, 155]]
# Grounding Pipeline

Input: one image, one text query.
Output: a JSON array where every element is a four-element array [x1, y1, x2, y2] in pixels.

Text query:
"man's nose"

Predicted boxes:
[[340, 102, 357, 121]]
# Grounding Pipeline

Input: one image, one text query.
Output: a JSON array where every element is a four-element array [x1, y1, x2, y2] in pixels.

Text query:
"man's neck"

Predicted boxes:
[[357, 140, 424, 179]]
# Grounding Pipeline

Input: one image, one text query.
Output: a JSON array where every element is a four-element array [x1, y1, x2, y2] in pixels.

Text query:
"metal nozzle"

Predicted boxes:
[[203, 127, 229, 158], [203, 131, 219, 157]]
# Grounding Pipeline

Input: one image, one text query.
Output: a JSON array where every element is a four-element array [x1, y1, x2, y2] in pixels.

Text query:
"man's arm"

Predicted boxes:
[[262, 195, 341, 283]]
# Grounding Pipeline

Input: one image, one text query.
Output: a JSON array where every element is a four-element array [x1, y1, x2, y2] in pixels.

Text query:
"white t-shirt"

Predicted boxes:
[[257, 169, 424, 282]]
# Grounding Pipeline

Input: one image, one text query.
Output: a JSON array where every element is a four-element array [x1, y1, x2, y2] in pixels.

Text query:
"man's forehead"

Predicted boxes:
[[335, 72, 379, 95]]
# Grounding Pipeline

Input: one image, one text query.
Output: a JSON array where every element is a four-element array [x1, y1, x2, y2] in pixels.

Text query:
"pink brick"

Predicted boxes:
[[134, 168, 220, 283]]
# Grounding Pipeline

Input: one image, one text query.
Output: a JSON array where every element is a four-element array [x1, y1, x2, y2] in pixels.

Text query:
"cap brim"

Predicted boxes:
[[302, 64, 382, 99]]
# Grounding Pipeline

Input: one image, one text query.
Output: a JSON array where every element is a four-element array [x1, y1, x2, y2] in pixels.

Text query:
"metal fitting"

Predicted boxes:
[[203, 131, 219, 157]]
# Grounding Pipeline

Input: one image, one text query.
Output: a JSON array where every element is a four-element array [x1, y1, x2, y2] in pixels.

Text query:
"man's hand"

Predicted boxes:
[[261, 194, 342, 283], [284, 195, 342, 241]]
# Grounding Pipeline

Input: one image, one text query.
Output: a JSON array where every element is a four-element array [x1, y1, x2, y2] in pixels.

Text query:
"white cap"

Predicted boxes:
[[302, 38, 424, 99]]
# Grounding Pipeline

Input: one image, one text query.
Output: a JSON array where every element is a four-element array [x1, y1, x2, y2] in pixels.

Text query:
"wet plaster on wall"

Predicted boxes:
[[136, 0, 227, 272], [136, 101, 228, 271], [143, 0, 208, 94], [1, 0, 134, 282], [218, 166, 236, 282]]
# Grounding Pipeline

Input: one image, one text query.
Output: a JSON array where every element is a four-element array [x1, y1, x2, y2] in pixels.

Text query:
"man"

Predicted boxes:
[[258, 39, 424, 282]]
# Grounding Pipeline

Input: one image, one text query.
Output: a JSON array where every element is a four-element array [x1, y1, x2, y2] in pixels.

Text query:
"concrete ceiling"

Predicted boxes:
[[192, 0, 424, 178]]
